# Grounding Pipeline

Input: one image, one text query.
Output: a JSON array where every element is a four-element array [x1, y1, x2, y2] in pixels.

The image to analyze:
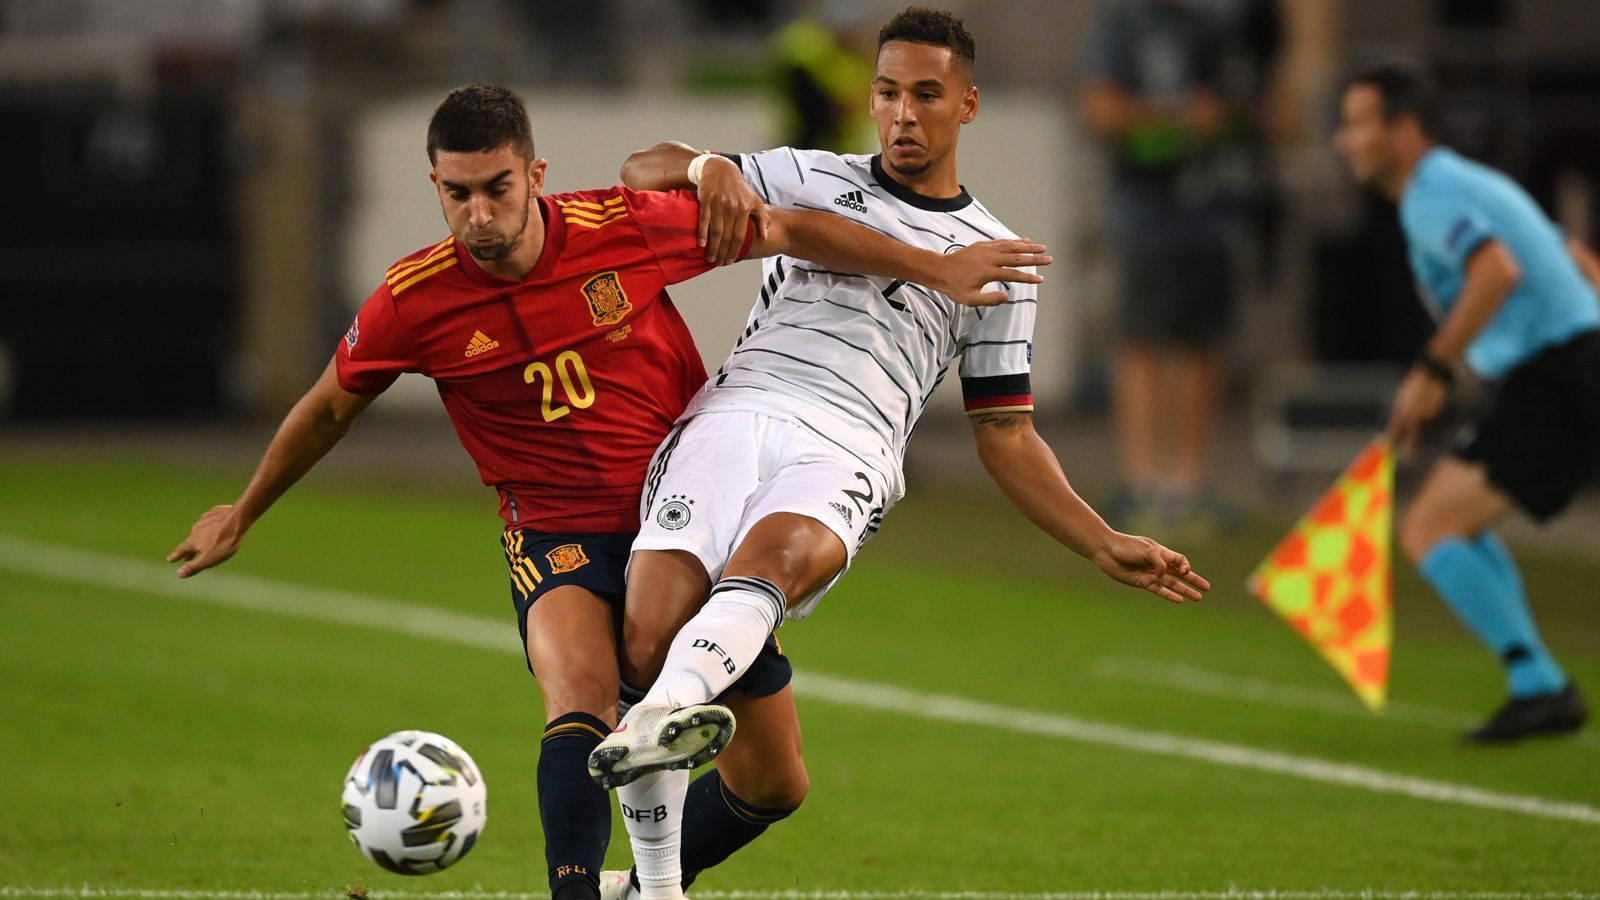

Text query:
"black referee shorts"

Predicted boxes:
[[501, 528, 792, 699], [1454, 329, 1600, 521]]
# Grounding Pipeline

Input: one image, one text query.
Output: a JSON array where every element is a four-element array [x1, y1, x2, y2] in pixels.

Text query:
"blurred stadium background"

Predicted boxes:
[[2, 0, 1598, 894], [5, 0, 1600, 527]]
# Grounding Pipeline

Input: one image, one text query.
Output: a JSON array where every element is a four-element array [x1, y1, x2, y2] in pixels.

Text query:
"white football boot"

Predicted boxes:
[[599, 869, 692, 900], [599, 870, 638, 900], [587, 701, 736, 790]]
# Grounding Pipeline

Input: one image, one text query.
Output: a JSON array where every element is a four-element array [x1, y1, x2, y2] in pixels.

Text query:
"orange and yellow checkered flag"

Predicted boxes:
[[1248, 439, 1395, 712]]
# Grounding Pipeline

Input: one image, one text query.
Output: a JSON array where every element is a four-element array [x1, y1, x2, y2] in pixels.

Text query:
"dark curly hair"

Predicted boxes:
[[877, 6, 976, 67], [426, 84, 535, 165]]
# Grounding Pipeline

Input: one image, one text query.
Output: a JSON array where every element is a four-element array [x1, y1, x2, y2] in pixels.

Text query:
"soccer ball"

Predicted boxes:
[[341, 730, 487, 874]]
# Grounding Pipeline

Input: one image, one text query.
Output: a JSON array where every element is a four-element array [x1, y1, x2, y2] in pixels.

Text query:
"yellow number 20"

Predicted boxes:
[[523, 350, 596, 422]]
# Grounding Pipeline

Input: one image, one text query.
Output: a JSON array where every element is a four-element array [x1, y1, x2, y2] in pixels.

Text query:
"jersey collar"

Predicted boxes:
[[870, 154, 973, 213], [454, 195, 566, 287]]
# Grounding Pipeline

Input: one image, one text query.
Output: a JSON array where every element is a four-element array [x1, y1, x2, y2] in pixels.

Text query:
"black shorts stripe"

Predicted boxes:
[[643, 415, 695, 510]]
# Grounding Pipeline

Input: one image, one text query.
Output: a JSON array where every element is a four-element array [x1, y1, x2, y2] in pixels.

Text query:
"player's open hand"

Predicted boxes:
[[697, 156, 768, 266], [934, 239, 1050, 307], [167, 504, 246, 578], [1093, 533, 1210, 604]]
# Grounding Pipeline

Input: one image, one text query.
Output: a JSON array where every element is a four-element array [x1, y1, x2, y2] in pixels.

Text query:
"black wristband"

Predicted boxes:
[[1415, 350, 1456, 385]]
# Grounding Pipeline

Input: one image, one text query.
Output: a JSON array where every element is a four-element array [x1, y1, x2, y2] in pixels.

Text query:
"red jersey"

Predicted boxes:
[[335, 187, 752, 533]]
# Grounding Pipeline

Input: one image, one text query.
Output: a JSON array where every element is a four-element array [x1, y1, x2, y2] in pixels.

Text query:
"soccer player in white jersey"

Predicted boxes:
[[590, 9, 1211, 899]]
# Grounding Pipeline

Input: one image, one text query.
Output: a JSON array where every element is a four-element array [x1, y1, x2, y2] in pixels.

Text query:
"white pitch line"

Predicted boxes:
[[1088, 657, 1600, 750], [3, 883, 1600, 890], [2, 533, 1598, 828]]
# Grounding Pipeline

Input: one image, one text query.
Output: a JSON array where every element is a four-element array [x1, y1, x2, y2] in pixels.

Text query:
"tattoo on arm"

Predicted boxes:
[[971, 411, 1030, 431]]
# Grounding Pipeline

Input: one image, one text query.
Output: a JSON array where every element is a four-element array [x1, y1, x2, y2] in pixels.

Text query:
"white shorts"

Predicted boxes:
[[633, 410, 893, 619]]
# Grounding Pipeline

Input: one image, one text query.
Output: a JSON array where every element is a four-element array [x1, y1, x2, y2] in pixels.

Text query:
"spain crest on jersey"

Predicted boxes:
[[545, 543, 591, 574], [582, 272, 632, 326]]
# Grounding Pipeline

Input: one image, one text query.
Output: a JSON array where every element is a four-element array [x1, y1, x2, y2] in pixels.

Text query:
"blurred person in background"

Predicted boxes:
[[1079, 0, 1282, 532], [1335, 61, 1600, 742], [166, 83, 1049, 898], [769, 0, 877, 152]]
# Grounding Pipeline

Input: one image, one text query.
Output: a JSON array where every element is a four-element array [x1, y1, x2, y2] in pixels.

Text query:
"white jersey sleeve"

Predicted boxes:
[[726, 147, 838, 209], [956, 268, 1037, 416]]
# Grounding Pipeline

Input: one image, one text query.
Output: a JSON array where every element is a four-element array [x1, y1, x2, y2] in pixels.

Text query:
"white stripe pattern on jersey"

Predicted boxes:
[[701, 149, 1038, 489]]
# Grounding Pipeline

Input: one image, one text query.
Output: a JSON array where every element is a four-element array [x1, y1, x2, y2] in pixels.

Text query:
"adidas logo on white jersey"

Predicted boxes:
[[833, 190, 868, 213]]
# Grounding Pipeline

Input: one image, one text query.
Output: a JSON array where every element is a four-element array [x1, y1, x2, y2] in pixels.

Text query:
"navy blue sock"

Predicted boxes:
[[678, 770, 796, 889], [1419, 534, 1566, 697], [540, 712, 611, 898]]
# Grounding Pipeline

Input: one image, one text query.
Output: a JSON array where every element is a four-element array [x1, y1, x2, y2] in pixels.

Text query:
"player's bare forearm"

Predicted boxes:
[[1426, 240, 1520, 365], [970, 412, 1115, 561], [168, 359, 372, 577], [619, 142, 700, 191], [972, 411, 1209, 603], [234, 361, 373, 527], [761, 208, 1048, 306]]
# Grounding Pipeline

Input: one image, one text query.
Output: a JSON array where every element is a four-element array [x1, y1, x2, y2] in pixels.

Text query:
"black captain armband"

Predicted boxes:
[[1415, 350, 1456, 385]]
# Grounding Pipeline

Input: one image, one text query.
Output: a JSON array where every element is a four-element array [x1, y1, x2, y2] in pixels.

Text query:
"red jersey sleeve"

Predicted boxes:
[[622, 187, 756, 285], [334, 282, 416, 395]]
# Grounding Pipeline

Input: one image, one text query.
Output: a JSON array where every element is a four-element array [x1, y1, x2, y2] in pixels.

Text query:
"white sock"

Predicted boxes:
[[618, 768, 691, 900], [644, 576, 786, 708]]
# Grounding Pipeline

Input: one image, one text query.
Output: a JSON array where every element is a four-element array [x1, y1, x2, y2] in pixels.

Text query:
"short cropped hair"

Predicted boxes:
[[878, 6, 976, 68], [1346, 61, 1439, 137], [426, 84, 535, 165]]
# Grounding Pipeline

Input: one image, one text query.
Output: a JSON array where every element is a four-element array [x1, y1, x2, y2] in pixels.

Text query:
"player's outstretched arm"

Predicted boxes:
[[758, 208, 1050, 307], [166, 358, 375, 578], [622, 144, 766, 266], [970, 411, 1209, 604]]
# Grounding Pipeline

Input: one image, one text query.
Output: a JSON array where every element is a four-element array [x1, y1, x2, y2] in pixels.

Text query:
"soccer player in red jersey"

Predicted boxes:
[[167, 84, 1047, 899]]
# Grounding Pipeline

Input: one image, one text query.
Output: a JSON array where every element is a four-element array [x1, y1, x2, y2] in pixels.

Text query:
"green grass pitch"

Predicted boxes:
[[1, 456, 1596, 895]]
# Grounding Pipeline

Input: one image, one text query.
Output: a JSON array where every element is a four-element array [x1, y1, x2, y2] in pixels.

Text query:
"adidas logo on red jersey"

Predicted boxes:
[[465, 330, 501, 357]]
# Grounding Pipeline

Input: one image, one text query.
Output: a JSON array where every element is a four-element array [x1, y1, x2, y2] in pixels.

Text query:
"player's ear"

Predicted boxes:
[[960, 84, 979, 125], [527, 158, 549, 197]]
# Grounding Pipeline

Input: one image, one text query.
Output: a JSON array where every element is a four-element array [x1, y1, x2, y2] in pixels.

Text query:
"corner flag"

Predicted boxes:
[[1248, 439, 1395, 712]]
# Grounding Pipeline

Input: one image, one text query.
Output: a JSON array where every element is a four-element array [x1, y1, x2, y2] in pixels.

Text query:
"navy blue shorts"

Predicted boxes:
[[502, 528, 792, 699], [1454, 329, 1600, 521]]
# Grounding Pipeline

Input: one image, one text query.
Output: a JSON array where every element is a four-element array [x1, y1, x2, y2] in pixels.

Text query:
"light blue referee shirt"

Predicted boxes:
[[1400, 147, 1600, 378]]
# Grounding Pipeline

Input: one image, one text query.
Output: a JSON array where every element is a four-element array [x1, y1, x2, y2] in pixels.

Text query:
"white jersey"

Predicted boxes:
[[687, 148, 1038, 500]]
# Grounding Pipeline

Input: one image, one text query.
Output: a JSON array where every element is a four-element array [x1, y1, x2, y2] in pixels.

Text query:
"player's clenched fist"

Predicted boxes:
[[696, 155, 770, 266]]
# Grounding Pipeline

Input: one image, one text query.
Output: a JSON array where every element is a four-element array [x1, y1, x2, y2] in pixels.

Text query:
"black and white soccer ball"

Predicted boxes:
[[341, 730, 487, 875]]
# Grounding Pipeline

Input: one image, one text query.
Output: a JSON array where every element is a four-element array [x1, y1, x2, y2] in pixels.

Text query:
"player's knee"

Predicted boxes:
[[731, 546, 828, 603], [1401, 506, 1440, 560], [729, 762, 809, 811], [620, 628, 673, 686], [1400, 506, 1450, 565]]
